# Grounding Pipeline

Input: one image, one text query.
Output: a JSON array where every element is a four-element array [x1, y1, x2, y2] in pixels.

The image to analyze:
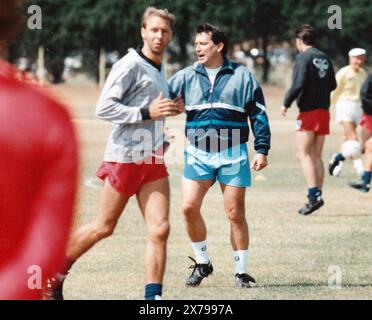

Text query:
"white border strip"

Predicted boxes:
[[186, 103, 245, 113]]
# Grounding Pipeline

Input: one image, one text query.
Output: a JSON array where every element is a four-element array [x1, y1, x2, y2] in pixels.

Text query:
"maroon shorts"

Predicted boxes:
[[96, 157, 169, 197], [297, 109, 330, 135], [360, 113, 372, 134]]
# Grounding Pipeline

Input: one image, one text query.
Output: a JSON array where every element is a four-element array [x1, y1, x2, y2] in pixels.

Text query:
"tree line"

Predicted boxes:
[[10, 0, 372, 83]]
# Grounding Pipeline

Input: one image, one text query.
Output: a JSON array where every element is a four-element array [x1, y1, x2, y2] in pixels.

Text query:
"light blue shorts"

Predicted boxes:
[[184, 143, 251, 187]]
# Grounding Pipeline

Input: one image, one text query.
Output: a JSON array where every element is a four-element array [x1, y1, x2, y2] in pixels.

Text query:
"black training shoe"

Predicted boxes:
[[186, 256, 213, 287], [298, 196, 325, 216], [329, 154, 344, 177], [348, 180, 370, 193], [235, 273, 256, 288], [44, 276, 65, 300]]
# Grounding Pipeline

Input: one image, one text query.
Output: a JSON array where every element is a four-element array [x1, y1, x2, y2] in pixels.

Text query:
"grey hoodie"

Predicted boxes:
[[96, 50, 169, 163]]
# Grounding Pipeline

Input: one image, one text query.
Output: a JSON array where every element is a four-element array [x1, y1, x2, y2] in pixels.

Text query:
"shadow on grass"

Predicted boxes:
[[199, 283, 372, 289], [320, 214, 371, 218], [257, 283, 372, 289]]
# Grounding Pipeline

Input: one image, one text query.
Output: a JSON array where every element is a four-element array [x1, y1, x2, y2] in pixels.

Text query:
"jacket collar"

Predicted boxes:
[[136, 49, 162, 72], [193, 58, 234, 76]]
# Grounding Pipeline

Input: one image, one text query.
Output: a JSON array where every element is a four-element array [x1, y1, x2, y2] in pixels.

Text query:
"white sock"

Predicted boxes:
[[234, 250, 249, 275], [191, 240, 210, 264], [353, 158, 364, 176]]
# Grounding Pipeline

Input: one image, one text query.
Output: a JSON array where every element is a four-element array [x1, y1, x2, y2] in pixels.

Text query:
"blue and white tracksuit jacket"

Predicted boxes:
[[168, 59, 271, 155]]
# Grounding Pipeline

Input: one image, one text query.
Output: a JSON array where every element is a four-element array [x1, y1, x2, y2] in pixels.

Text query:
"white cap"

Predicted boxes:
[[349, 48, 366, 57]]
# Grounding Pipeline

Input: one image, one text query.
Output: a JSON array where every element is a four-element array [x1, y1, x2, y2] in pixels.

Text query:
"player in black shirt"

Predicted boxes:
[[281, 24, 337, 215]]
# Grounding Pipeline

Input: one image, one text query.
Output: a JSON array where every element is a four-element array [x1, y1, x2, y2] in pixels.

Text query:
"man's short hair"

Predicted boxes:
[[0, 0, 24, 42], [141, 7, 176, 30], [295, 24, 316, 46], [195, 23, 229, 57]]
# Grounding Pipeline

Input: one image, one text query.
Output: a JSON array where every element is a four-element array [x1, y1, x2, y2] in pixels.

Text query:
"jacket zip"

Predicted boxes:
[[201, 67, 224, 126], [209, 70, 222, 109]]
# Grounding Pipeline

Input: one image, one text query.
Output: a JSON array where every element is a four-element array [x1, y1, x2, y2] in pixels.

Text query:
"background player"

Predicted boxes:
[[281, 24, 337, 216], [329, 48, 367, 177]]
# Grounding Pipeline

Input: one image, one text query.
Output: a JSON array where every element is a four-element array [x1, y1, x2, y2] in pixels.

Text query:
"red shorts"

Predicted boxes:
[[360, 113, 372, 134], [297, 109, 330, 135], [96, 157, 169, 197]]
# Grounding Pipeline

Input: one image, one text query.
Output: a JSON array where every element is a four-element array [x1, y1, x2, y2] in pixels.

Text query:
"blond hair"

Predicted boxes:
[[141, 7, 176, 30]]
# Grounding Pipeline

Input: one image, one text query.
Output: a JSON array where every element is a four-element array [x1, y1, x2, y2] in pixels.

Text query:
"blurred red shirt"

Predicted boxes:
[[0, 60, 78, 300]]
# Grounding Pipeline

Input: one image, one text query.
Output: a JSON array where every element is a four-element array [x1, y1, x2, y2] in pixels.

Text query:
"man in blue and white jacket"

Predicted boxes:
[[169, 23, 271, 289]]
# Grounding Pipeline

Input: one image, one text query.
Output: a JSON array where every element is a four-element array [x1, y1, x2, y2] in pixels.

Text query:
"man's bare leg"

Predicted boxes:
[[342, 121, 358, 141], [361, 128, 372, 154], [296, 131, 324, 215], [296, 131, 317, 188], [220, 184, 248, 251], [66, 180, 130, 261], [220, 184, 255, 287], [136, 178, 170, 287], [44, 179, 130, 300], [182, 178, 214, 287], [311, 135, 326, 189], [349, 134, 372, 193], [182, 178, 212, 243], [364, 136, 372, 171]]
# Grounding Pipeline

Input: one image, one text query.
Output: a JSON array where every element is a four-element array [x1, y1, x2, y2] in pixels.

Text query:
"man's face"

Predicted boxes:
[[349, 55, 365, 70], [141, 16, 172, 55], [195, 32, 223, 66]]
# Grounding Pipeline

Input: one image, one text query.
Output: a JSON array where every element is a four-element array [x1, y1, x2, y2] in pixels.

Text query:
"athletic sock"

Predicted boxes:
[[353, 158, 365, 176], [191, 240, 210, 264], [335, 153, 345, 162], [308, 187, 322, 201], [145, 283, 162, 300], [234, 250, 249, 275], [363, 171, 372, 185]]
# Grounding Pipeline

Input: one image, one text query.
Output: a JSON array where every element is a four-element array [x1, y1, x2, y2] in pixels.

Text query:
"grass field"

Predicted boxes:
[[51, 83, 371, 300]]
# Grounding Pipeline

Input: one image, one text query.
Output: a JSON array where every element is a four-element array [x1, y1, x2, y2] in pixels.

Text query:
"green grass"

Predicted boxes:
[[57, 85, 372, 300]]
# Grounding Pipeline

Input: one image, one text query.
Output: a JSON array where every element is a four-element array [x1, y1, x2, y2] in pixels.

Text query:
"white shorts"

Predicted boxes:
[[335, 100, 362, 124]]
